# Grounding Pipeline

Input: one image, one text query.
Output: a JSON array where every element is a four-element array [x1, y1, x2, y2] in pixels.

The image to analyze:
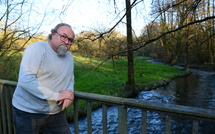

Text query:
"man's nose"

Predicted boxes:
[[64, 39, 70, 44]]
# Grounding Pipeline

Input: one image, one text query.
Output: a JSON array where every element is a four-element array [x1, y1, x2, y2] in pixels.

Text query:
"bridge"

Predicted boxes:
[[1, 79, 215, 134]]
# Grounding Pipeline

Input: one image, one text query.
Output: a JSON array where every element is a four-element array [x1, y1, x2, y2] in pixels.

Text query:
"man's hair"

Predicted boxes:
[[48, 23, 72, 40]]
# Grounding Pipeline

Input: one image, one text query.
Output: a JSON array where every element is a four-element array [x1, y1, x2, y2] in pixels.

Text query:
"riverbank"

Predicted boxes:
[[65, 56, 190, 121], [154, 59, 215, 72]]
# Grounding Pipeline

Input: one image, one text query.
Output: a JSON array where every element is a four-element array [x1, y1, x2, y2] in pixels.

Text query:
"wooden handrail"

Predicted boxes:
[[1, 79, 215, 134], [75, 91, 215, 120], [0, 79, 17, 86]]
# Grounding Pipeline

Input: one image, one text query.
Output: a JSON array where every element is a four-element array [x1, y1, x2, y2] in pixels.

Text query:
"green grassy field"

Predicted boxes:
[[73, 55, 187, 96]]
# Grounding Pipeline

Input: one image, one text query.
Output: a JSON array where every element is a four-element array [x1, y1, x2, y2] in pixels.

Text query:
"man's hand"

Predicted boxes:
[[58, 90, 74, 101], [58, 90, 74, 111], [58, 99, 73, 111]]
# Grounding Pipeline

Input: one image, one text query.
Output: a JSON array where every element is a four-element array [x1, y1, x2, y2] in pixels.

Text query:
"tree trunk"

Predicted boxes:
[[125, 0, 135, 95]]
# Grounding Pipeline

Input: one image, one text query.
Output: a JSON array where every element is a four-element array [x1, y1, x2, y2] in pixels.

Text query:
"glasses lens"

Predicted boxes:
[[57, 32, 73, 43]]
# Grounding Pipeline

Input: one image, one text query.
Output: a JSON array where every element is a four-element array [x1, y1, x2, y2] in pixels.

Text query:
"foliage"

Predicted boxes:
[[0, 0, 70, 79], [138, 0, 215, 69], [0, 35, 47, 80], [73, 30, 127, 58], [0, 51, 22, 81]]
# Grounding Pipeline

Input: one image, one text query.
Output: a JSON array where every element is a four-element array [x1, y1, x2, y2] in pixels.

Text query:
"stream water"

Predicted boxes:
[[69, 66, 215, 134]]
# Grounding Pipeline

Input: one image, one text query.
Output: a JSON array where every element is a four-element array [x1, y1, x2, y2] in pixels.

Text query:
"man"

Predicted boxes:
[[12, 23, 75, 134]]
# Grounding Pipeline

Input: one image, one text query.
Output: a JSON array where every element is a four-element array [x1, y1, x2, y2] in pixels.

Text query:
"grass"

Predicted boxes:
[[0, 51, 22, 81], [73, 55, 187, 95]]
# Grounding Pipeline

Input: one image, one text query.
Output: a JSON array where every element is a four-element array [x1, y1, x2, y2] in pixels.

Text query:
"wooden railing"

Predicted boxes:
[[1, 79, 215, 134], [0, 80, 16, 134]]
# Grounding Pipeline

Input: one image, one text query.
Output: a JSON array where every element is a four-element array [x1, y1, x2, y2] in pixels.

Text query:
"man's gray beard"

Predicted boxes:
[[57, 44, 68, 57]]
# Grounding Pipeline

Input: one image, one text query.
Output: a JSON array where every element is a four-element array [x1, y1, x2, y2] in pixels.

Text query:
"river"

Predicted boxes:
[[69, 65, 215, 134]]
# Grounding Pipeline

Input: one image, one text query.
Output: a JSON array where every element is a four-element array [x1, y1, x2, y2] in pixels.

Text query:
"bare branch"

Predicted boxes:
[[133, 16, 215, 51], [96, 15, 215, 59], [150, 0, 188, 23], [83, 0, 139, 42]]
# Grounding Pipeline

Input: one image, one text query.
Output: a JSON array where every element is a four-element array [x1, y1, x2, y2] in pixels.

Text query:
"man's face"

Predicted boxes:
[[52, 26, 75, 56]]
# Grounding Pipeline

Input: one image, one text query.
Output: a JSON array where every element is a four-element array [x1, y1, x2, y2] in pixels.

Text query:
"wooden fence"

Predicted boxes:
[[1, 79, 215, 134]]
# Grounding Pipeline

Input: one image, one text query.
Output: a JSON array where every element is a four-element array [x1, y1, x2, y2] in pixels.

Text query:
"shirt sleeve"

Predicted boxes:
[[17, 43, 59, 101], [66, 54, 75, 91], [66, 73, 74, 91]]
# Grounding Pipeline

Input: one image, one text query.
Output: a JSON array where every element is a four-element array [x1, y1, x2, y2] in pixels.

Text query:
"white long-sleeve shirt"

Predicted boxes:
[[12, 42, 74, 114]]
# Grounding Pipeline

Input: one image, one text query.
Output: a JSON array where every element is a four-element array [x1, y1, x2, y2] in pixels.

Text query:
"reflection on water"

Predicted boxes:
[[70, 69, 215, 134], [174, 72, 215, 109], [140, 70, 215, 109]]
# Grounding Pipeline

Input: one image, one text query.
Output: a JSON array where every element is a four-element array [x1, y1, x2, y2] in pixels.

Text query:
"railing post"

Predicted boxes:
[[102, 104, 107, 134], [192, 120, 199, 134], [0, 84, 5, 134], [142, 110, 147, 134], [0, 83, 16, 134], [1, 85, 7, 134], [5, 86, 14, 134], [165, 115, 171, 134], [87, 101, 92, 134], [118, 105, 127, 134], [73, 98, 79, 134]]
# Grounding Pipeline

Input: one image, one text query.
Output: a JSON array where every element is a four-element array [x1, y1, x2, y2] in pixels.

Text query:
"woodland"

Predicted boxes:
[[0, 0, 215, 87]]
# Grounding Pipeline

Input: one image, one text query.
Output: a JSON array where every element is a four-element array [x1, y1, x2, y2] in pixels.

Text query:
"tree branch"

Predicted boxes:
[[106, 15, 215, 57]]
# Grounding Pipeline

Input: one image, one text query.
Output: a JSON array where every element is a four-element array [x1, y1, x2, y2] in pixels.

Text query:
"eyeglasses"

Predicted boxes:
[[56, 31, 74, 44]]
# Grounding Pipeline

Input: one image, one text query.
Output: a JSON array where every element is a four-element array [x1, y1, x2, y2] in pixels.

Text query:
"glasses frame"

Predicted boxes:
[[55, 31, 74, 44]]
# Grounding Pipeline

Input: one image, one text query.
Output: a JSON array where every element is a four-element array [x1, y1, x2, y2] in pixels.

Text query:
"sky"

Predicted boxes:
[[3, 0, 152, 36], [67, 0, 152, 35], [34, 0, 152, 36]]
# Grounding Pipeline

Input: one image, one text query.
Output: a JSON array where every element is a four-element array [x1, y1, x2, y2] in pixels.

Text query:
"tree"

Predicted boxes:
[[0, 0, 36, 80], [0, 0, 73, 80], [74, 31, 98, 57], [103, 30, 127, 57], [125, 0, 135, 93], [137, 0, 215, 69]]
